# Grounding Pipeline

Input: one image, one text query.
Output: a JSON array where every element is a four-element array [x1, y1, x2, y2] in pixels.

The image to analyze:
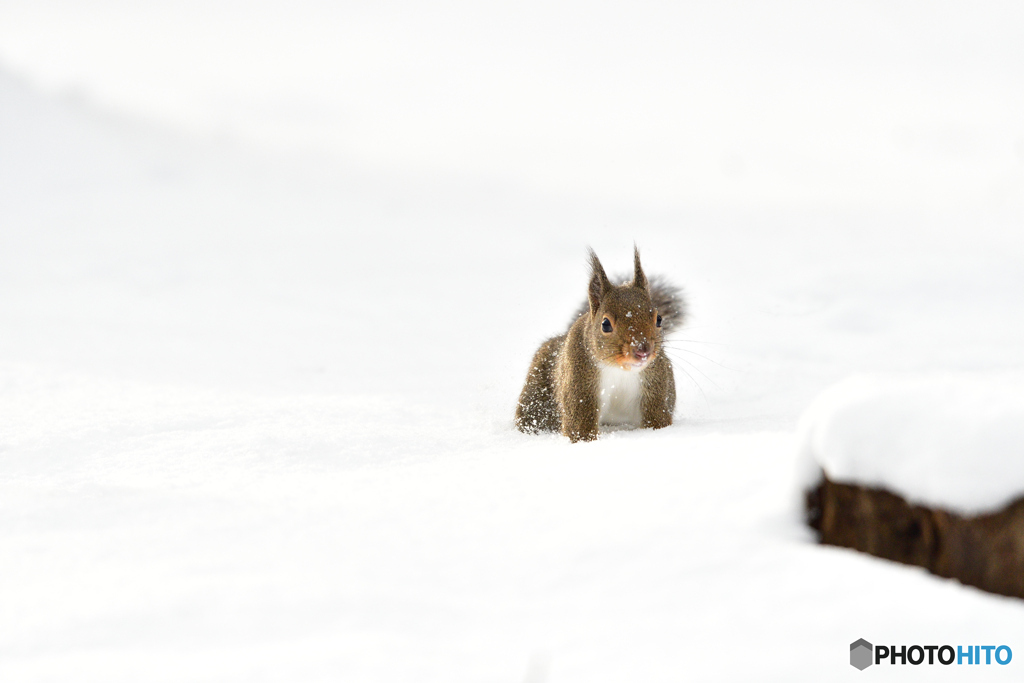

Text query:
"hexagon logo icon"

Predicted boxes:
[[850, 639, 873, 670]]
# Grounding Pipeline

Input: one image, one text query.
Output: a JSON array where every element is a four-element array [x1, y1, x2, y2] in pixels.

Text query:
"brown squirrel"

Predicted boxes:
[[515, 247, 684, 442]]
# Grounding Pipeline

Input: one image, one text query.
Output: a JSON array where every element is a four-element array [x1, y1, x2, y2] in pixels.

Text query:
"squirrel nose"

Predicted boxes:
[[634, 342, 650, 360]]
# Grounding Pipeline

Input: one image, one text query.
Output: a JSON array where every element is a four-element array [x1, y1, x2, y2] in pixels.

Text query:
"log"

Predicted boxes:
[[806, 475, 1024, 599]]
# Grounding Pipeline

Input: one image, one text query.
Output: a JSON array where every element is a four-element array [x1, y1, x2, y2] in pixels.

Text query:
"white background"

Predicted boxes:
[[2, 2, 1024, 680]]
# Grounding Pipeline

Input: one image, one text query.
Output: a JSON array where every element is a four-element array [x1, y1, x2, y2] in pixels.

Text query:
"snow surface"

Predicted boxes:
[[2, 1, 1024, 210], [799, 373, 1024, 515], [3, 3, 1024, 680]]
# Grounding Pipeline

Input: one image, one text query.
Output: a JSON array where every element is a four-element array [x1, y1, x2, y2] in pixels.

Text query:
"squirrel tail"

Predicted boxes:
[[571, 274, 686, 333], [646, 274, 686, 334]]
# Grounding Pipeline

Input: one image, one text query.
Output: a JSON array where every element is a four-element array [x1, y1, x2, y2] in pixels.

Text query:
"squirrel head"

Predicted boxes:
[[586, 246, 663, 371]]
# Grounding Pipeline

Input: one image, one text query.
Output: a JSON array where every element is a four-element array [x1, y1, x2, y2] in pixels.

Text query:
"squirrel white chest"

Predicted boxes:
[[598, 365, 643, 426]]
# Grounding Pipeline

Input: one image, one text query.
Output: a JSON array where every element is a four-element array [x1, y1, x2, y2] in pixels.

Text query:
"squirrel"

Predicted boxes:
[[515, 246, 684, 442]]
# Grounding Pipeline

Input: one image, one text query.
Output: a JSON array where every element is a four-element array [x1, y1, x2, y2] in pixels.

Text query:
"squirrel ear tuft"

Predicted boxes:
[[587, 248, 611, 316], [632, 244, 649, 291]]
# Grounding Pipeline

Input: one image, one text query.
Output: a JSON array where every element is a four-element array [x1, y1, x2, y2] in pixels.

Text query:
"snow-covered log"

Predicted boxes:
[[807, 475, 1024, 599], [799, 374, 1024, 598]]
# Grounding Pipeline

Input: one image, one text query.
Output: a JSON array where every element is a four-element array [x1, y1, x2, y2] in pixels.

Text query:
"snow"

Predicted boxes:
[[799, 373, 1024, 515], [2, 3, 1024, 680], [2, 1, 1023, 210]]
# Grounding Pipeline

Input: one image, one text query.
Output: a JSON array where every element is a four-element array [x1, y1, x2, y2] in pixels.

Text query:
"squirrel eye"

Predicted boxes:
[[656, 314, 663, 328], [601, 317, 613, 333]]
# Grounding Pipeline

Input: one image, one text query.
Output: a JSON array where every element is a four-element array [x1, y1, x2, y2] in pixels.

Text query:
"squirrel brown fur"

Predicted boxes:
[[515, 247, 683, 442]]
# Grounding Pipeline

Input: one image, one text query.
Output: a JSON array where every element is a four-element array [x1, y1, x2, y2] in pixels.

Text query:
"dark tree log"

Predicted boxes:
[[806, 475, 1024, 599]]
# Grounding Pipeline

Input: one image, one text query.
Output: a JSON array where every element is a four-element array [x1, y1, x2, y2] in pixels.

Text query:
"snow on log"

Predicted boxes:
[[799, 374, 1024, 598]]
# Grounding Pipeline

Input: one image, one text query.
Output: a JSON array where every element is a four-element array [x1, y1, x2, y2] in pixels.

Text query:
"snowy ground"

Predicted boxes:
[[3, 3, 1024, 680]]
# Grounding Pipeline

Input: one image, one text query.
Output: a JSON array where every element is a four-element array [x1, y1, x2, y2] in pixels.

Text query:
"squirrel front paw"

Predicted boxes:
[[565, 428, 599, 443]]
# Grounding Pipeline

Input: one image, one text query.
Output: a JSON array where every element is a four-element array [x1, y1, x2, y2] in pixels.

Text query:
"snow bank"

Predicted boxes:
[[798, 374, 1024, 515]]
